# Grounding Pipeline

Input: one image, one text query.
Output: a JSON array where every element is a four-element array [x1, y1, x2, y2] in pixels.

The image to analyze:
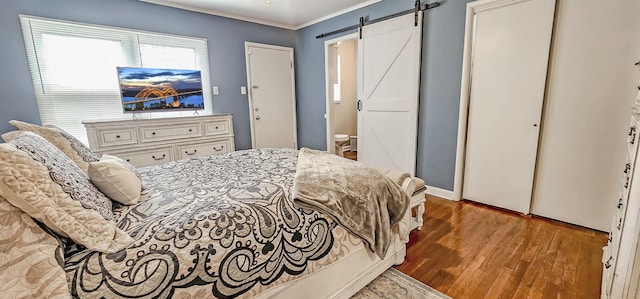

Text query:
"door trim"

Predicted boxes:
[[453, 0, 542, 201], [244, 42, 298, 149], [324, 33, 358, 154]]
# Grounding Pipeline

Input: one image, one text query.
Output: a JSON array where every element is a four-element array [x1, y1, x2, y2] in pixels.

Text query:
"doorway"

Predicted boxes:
[[245, 42, 297, 149], [324, 33, 358, 160], [323, 13, 422, 176]]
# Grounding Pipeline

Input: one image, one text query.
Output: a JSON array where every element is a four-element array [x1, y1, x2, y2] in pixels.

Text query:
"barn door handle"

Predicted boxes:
[[357, 100, 362, 111]]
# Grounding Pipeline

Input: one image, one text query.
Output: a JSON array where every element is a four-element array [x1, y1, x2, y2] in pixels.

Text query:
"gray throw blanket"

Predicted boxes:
[[292, 148, 410, 259]]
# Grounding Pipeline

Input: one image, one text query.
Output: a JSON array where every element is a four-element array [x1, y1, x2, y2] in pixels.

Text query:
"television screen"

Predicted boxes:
[[117, 67, 205, 113]]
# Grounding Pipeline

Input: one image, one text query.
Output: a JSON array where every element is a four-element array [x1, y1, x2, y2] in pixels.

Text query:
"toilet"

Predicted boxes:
[[334, 134, 350, 157]]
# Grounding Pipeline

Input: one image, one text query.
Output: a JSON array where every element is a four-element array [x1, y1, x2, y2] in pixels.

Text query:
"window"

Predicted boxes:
[[333, 54, 342, 103], [329, 45, 342, 103], [20, 15, 212, 144]]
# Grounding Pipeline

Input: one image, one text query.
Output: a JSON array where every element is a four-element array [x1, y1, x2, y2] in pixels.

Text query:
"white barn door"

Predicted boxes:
[[357, 13, 422, 176], [245, 42, 297, 149], [462, 0, 555, 214]]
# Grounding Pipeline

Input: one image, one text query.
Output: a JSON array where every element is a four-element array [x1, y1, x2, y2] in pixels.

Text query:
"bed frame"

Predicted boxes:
[[256, 235, 406, 299]]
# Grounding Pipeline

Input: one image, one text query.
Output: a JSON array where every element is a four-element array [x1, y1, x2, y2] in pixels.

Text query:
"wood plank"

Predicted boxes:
[[497, 260, 530, 299], [484, 267, 513, 299]]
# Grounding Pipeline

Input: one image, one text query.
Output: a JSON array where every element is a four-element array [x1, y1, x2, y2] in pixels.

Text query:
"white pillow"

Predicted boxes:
[[89, 154, 143, 205], [1, 130, 23, 142]]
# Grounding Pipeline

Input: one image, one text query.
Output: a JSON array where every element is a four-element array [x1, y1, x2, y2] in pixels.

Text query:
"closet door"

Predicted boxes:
[[530, 0, 638, 231], [462, 0, 555, 213]]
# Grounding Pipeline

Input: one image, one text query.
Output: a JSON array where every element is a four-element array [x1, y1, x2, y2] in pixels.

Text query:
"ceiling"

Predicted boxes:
[[139, 0, 382, 30]]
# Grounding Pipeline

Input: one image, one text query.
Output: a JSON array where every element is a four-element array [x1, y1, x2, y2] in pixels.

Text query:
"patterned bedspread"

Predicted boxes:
[[64, 148, 363, 298]]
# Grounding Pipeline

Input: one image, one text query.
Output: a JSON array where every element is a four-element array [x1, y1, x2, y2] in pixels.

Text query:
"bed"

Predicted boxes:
[[0, 123, 416, 299]]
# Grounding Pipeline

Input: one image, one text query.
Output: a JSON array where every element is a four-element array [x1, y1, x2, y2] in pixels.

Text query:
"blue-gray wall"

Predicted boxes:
[[0, 0, 471, 191], [295, 0, 472, 190], [0, 0, 296, 150]]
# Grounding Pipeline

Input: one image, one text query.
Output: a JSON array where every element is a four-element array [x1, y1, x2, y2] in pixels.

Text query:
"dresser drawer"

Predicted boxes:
[[203, 119, 231, 136], [177, 139, 230, 160], [112, 147, 173, 167], [95, 127, 137, 148], [139, 122, 202, 143]]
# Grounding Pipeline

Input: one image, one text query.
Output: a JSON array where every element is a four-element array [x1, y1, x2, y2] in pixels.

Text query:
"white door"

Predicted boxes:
[[462, 0, 555, 214], [357, 13, 422, 176], [245, 43, 297, 149], [531, 0, 638, 231]]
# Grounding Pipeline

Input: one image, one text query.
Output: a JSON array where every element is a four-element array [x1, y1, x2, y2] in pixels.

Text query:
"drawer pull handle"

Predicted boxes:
[[126, 159, 130, 162], [214, 146, 224, 151], [625, 163, 631, 174], [116, 135, 121, 139], [618, 198, 623, 209], [152, 154, 166, 161], [625, 177, 630, 188], [605, 256, 613, 269], [189, 129, 193, 132], [152, 132, 156, 136], [618, 218, 623, 230], [185, 149, 197, 156], [215, 126, 219, 129]]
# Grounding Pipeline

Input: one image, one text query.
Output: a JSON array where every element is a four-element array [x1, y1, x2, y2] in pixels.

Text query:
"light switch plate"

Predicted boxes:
[[212, 86, 219, 95], [241, 86, 247, 95]]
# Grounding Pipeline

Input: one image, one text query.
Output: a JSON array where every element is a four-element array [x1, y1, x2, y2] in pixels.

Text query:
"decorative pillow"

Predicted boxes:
[[0, 197, 71, 299], [89, 154, 143, 205], [0, 132, 132, 253], [9, 132, 113, 220], [0, 130, 23, 143], [8, 120, 100, 174]]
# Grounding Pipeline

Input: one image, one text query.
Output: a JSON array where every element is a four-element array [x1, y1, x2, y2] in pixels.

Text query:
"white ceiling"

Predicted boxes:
[[139, 0, 382, 30]]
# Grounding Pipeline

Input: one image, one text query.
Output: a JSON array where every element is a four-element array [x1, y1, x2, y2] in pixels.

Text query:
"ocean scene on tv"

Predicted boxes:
[[117, 67, 204, 112]]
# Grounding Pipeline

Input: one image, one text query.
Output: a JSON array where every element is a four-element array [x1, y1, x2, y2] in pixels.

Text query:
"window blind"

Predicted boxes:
[[19, 15, 212, 144]]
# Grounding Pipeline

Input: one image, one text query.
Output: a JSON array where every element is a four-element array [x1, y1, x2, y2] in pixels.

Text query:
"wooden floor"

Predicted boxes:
[[343, 150, 357, 161], [395, 195, 607, 299]]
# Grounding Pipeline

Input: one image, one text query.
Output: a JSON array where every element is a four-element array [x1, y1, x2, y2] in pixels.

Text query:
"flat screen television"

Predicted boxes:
[[117, 67, 205, 113]]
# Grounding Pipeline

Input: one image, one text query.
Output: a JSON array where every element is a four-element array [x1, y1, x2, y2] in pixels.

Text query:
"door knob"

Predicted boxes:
[[255, 116, 261, 120]]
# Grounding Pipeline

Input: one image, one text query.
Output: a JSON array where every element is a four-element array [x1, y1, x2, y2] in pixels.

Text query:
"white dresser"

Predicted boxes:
[[83, 114, 235, 167], [602, 69, 640, 298]]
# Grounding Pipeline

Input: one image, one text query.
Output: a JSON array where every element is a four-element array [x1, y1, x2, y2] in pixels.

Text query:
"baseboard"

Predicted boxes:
[[425, 185, 454, 200]]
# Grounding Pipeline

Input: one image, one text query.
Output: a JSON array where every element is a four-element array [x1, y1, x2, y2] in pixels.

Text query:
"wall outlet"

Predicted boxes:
[[212, 86, 219, 95], [241, 86, 247, 95]]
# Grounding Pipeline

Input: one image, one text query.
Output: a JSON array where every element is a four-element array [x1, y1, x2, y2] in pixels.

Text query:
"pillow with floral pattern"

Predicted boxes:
[[7, 120, 100, 174]]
